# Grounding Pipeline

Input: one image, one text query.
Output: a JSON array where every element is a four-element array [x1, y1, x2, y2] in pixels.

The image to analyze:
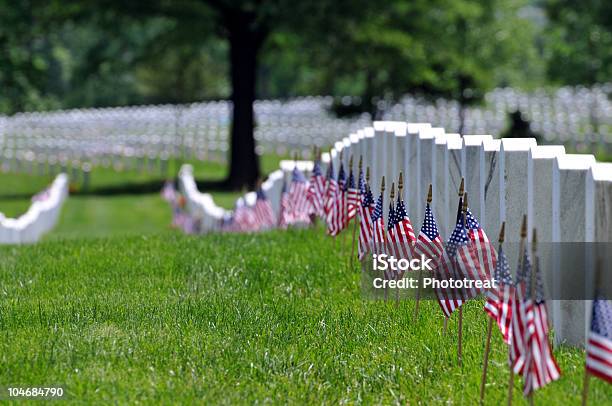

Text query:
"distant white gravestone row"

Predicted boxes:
[[180, 120, 611, 348], [0, 173, 69, 244]]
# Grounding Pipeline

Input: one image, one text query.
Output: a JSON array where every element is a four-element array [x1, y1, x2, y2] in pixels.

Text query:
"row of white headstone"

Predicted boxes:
[[0, 173, 69, 244], [3, 85, 609, 176], [0, 97, 366, 170], [328, 121, 612, 348], [384, 84, 611, 146], [179, 120, 611, 348]]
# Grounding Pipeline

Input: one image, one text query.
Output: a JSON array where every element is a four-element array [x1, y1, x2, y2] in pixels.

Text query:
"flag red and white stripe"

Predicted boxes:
[[253, 188, 276, 230], [358, 171, 374, 260], [370, 191, 386, 255]]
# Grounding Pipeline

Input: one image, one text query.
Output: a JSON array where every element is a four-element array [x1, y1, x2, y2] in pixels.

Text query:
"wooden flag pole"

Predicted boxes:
[[444, 178, 465, 335], [349, 155, 362, 271], [480, 221, 506, 404], [361, 167, 371, 277], [395, 172, 407, 308], [414, 182, 431, 319], [389, 181, 399, 308], [387, 181, 396, 305], [457, 192, 469, 367], [582, 372, 590, 406], [380, 176, 387, 303], [508, 215, 528, 406], [582, 259, 602, 406]]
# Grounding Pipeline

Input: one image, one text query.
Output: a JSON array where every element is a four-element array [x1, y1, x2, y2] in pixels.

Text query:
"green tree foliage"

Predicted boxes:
[[1, 0, 605, 187], [544, 0, 611, 85]]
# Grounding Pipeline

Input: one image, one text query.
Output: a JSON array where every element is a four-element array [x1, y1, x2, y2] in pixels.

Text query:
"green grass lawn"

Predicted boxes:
[[0, 154, 284, 237], [1, 229, 610, 403]]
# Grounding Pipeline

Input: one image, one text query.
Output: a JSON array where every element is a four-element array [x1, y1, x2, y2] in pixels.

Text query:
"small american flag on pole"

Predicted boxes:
[[346, 169, 359, 223], [413, 203, 444, 268], [307, 158, 325, 218], [325, 161, 338, 235], [279, 181, 293, 229], [289, 166, 311, 224], [233, 198, 257, 232], [332, 163, 347, 235], [465, 208, 496, 280], [357, 170, 374, 260], [484, 245, 514, 344], [253, 187, 276, 230], [387, 194, 416, 262], [586, 296, 612, 383], [370, 186, 386, 255], [434, 215, 470, 317], [510, 248, 532, 375], [510, 248, 561, 394], [522, 256, 561, 395]]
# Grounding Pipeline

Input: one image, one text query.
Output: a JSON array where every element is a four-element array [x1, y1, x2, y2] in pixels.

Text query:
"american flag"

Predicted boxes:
[[253, 187, 276, 230], [233, 198, 257, 232], [510, 250, 561, 392], [434, 216, 468, 317], [370, 190, 386, 255], [413, 203, 444, 268], [586, 296, 612, 383], [510, 248, 532, 374], [279, 181, 293, 229], [465, 208, 496, 280], [484, 246, 514, 344], [346, 169, 359, 223], [435, 211, 484, 317], [358, 171, 374, 260], [387, 195, 416, 262], [522, 256, 561, 395], [307, 158, 325, 218], [332, 163, 347, 235], [289, 167, 311, 224], [325, 162, 338, 235]]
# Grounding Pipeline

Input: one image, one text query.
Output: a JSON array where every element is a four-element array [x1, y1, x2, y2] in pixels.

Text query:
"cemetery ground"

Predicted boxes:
[[2, 228, 612, 403], [0, 155, 610, 403], [0, 154, 286, 238]]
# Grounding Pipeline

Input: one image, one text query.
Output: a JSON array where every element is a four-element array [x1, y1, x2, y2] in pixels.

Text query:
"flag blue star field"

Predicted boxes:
[[484, 246, 514, 344], [586, 296, 612, 383], [413, 203, 444, 267], [370, 191, 386, 255], [358, 173, 374, 260]]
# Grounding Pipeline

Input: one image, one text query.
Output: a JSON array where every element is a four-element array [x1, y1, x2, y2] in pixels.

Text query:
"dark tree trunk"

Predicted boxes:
[[458, 102, 466, 136], [225, 12, 266, 190]]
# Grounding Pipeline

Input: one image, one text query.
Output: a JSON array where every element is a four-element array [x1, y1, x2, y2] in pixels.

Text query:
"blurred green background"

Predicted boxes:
[[1, 0, 609, 115]]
